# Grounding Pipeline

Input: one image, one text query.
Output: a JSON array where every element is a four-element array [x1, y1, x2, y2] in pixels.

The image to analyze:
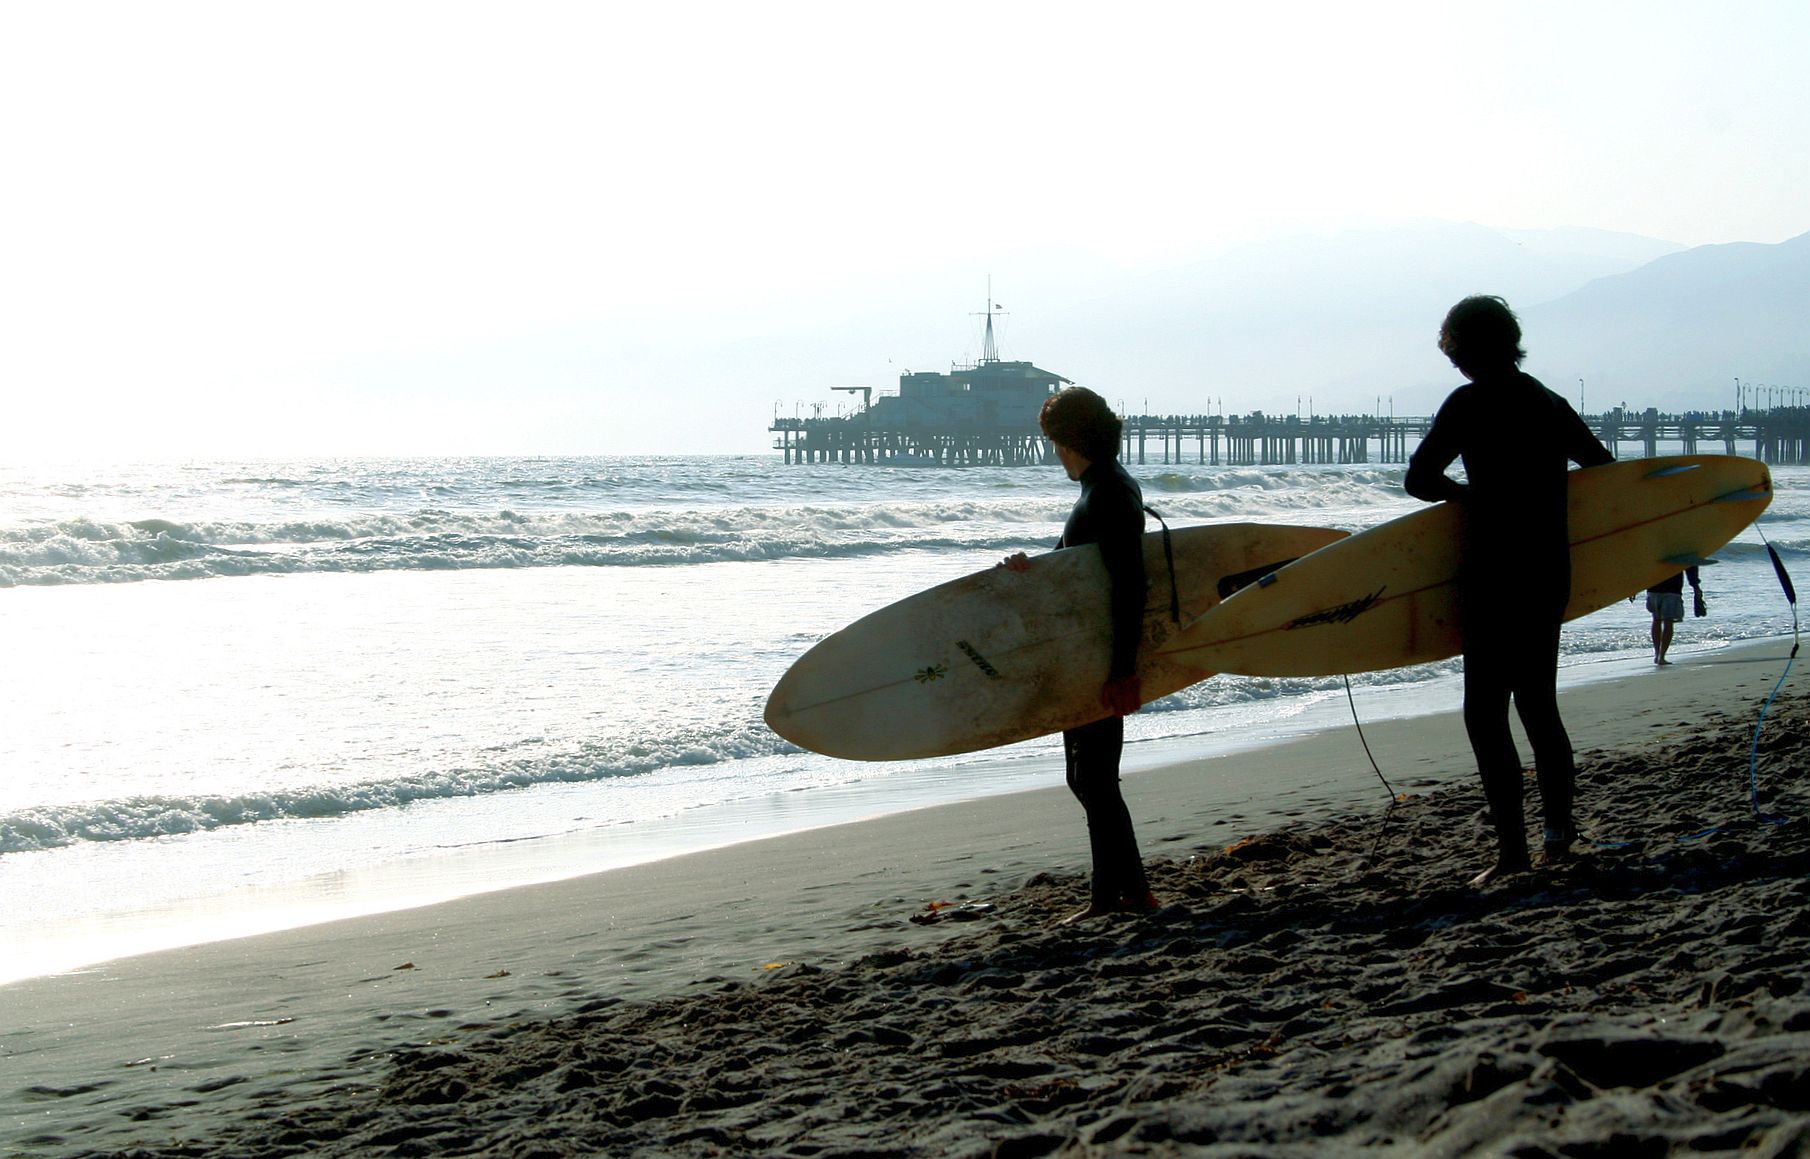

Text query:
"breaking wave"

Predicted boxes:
[[0, 465, 1427, 587]]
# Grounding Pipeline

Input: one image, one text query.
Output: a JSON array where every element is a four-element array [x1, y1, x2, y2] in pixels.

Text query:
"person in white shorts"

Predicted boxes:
[[1646, 565, 1704, 666]]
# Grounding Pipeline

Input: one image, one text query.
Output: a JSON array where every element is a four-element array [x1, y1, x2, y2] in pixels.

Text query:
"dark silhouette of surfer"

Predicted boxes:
[[1002, 387, 1157, 921], [1646, 565, 1705, 665], [1405, 296, 1614, 887]]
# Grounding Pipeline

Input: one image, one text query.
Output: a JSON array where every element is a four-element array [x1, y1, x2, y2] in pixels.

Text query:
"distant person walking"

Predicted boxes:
[[1001, 387, 1157, 922], [1405, 296, 1614, 887], [1646, 565, 1705, 665]]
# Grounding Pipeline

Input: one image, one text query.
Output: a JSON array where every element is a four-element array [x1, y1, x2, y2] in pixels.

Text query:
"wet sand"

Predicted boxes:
[[4, 640, 1807, 1156]]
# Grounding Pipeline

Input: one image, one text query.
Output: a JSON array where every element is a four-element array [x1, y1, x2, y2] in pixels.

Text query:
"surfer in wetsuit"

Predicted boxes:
[[1002, 387, 1157, 922], [1404, 296, 1614, 887]]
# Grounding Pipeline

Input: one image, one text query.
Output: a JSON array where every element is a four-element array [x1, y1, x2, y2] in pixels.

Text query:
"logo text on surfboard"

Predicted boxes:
[[1285, 588, 1385, 630], [956, 640, 1002, 679]]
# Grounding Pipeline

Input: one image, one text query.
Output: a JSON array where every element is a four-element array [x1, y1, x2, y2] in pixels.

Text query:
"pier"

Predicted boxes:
[[769, 297, 1805, 467], [773, 406, 1810, 467]]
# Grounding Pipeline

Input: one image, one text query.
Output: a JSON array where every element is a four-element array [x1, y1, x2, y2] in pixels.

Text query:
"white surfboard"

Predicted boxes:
[[1160, 455, 1773, 677], [765, 523, 1348, 760]]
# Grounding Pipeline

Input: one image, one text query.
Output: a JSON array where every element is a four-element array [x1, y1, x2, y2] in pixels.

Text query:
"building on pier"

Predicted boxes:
[[772, 299, 1070, 466]]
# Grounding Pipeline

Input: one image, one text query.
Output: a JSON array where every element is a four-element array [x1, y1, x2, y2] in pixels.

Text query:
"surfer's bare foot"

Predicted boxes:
[[1061, 892, 1161, 924], [1537, 843, 1573, 867], [1468, 858, 1531, 888], [1062, 903, 1115, 924], [1124, 890, 1161, 913]]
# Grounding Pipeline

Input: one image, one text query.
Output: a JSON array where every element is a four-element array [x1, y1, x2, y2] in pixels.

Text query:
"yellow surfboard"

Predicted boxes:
[[765, 523, 1348, 761], [1160, 455, 1773, 678]]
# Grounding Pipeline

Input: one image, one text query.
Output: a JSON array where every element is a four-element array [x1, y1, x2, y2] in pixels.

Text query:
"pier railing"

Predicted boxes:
[[771, 407, 1810, 467]]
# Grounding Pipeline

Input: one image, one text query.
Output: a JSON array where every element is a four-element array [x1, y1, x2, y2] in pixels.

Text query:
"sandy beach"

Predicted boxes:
[[5, 638, 1808, 1156]]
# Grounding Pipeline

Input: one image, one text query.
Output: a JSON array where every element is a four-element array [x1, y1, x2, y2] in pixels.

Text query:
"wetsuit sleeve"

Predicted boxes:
[[1404, 392, 1468, 503], [1097, 486, 1148, 681]]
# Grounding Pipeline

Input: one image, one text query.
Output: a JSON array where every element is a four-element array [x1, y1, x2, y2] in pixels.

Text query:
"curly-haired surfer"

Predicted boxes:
[[1002, 387, 1157, 921]]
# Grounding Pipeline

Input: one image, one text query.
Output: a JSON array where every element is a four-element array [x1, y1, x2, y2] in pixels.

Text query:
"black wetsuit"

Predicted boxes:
[[1404, 369, 1612, 860], [1056, 457, 1151, 907]]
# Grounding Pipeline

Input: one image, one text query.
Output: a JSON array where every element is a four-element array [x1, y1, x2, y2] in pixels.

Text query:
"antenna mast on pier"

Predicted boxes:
[[975, 277, 1006, 365]]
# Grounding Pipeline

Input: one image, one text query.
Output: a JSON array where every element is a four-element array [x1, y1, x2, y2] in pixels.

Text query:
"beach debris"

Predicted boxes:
[[485, 969, 511, 979], [204, 1018, 295, 1031], [757, 961, 823, 979], [394, 962, 416, 971], [910, 900, 997, 925]]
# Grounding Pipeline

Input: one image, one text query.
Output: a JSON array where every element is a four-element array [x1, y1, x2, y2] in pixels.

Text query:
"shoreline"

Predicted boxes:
[[1, 634, 1748, 988], [4, 637, 1804, 1154]]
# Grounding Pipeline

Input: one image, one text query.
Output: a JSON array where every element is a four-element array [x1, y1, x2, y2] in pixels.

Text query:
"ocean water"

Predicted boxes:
[[2, 453, 1803, 983]]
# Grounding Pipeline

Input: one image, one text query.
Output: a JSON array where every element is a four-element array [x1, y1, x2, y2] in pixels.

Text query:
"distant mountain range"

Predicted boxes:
[[1007, 221, 1808, 419], [1524, 231, 1810, 416]]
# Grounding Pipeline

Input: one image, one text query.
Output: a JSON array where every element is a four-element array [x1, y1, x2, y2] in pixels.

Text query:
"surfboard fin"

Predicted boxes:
[[1662, 552, 1718, 568], [1644, 463, 1702, 479], [1714, 486, 1771, 503], [1216, 558, 1298, 600]]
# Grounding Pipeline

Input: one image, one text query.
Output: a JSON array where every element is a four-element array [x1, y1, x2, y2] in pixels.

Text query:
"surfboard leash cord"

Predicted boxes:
[[1745, 524, 1798, 827], [1343, 675, 1406, 861], [1142, 504, 1181, 624], [1660, 523, 1797, 844], [1342, 675, 1399, 802]]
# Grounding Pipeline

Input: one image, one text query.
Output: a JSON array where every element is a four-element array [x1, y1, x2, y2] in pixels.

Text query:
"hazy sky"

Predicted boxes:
[[3, 1, 1807, 460]]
